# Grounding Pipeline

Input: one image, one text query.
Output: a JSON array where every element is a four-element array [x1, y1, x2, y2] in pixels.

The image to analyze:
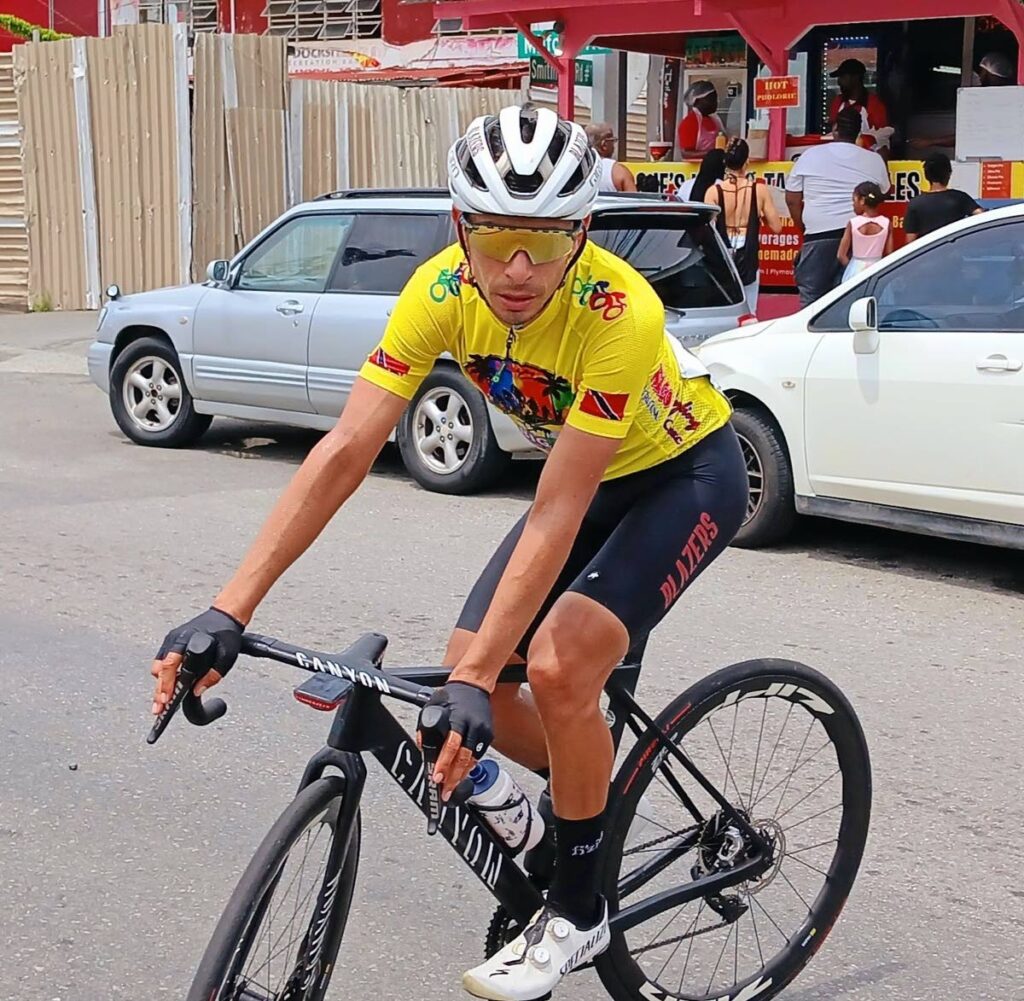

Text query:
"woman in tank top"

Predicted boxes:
[[704, 138, 782, 312]]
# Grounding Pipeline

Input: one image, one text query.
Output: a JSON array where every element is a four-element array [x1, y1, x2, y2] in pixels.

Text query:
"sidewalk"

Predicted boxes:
[[0, 311, 99, 377]]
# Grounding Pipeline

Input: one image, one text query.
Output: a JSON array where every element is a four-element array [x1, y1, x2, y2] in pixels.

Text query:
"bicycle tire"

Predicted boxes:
[[596, 659, 871, 1001], [187, 775, 360, 1001]]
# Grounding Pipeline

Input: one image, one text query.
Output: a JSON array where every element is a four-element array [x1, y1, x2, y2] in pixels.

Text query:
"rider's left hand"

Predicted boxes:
[[418, 681, 493, 801]]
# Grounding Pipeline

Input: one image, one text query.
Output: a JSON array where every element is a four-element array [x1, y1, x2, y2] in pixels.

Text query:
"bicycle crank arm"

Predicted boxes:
[[610, 853, 768, 934]]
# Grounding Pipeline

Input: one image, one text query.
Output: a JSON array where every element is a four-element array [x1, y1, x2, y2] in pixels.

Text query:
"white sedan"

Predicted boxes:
[[697, 203, 1024, 550]]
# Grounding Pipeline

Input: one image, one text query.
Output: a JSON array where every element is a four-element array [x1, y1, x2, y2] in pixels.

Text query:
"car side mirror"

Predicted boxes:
[[207, 259, 231, 286], [849, 296, 879, 354]]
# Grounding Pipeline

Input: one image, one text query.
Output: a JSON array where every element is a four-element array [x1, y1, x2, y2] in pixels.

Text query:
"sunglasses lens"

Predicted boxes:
[[464, 226, 576, 264]]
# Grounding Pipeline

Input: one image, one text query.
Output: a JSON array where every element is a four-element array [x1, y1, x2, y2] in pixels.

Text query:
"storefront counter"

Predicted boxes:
[[626, 158, 1024, 287]]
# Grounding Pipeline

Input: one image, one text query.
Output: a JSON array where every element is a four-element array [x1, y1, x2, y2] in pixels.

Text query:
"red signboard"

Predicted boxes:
[[981, 161, 1012, 199], [754, 75, 800, 110]]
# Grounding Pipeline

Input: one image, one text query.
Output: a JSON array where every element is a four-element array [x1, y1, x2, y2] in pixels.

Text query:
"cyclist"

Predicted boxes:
[[151, 105, 748, 1001]]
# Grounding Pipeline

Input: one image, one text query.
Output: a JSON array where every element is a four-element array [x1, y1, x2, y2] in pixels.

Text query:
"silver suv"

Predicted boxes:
[[88, 189, 747, 494]]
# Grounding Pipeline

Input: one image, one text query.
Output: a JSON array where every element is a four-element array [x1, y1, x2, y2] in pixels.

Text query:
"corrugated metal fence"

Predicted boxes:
[[0, 52, 29, 308], [11, 27, 513, 310]]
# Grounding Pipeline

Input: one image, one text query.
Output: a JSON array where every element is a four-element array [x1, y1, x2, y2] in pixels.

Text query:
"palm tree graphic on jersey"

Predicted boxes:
[[464, 354, 575, 429]]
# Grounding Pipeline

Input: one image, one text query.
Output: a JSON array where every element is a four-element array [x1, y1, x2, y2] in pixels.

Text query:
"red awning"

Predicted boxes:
[[291, 63, 525, 89]]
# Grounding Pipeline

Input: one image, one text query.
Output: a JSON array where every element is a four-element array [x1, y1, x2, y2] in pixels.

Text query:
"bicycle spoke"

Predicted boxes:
[[705, 920, 734, 994], [782, 801, 841, 834], [749, 893, 789, 943], [750, 738, 835, 815], [706, 716, 747, 812], [786, 837, 838, 857], [774, 768, 841, 824], [778, 867, 813, 913], [748, 699, 769, 809], [772, 717, 816, 819], [653, 904, 697, 981], [784, 854, 831, 879], [678, 899, 706, 994], [751, 703, 795, 806], [749, 895, 766, 967]]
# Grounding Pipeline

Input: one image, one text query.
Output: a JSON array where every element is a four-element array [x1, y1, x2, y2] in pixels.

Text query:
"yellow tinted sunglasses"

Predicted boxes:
[[460, 220, 582, 265]]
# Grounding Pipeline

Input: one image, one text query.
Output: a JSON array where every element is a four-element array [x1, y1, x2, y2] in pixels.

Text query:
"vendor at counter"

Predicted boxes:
[[677, 81, 727, 157], [829, 58, 891, 153]]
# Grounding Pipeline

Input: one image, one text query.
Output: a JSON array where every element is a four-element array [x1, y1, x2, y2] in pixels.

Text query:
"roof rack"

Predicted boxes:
[[315, 188, 450, 201]]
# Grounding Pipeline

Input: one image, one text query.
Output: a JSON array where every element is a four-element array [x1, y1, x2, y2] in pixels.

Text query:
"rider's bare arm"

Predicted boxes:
[[450, 425, 621, 691], [213, 378, 408, 625]]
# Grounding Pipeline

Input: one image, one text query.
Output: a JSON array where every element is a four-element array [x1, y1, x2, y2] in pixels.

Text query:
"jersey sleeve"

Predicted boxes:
[[567, 296, 664, 441], [357, 254, 456, 401]]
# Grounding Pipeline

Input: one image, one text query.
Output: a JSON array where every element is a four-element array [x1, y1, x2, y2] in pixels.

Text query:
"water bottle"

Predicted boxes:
[[468, 760, 545, 856]]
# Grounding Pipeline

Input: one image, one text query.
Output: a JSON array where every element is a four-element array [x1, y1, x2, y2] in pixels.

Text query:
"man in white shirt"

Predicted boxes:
[[785, 107, 891, 305], [585, 122, 638, 193]]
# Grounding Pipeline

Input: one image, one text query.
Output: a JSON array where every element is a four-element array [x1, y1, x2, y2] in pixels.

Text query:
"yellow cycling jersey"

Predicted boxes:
[[358, 241, 732, 481]]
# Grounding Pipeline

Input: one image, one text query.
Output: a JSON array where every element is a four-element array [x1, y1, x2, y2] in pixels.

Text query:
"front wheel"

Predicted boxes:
[[187, 776, 360, 1001], [597, 659, 871, 1001], [397, 367, 510, 494], [109, 336, 212, 447]]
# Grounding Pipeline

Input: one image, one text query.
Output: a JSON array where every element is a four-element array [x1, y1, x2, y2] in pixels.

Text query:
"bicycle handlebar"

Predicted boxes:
[[147, 628, 433, 746]]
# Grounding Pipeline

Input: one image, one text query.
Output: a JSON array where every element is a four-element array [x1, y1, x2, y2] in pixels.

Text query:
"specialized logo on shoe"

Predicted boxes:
[[367, 347, 411, 377], [558, 924, 609, 975]]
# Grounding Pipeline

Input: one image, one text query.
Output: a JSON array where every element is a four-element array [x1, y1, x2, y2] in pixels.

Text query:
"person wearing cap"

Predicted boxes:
[[829, 58, 891, 154], [585, 121, 638, 193], [677, 80, 726, 157]]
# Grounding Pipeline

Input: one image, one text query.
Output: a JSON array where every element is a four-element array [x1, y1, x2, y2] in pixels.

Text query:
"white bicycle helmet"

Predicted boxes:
[[448, 105, 601, 220]]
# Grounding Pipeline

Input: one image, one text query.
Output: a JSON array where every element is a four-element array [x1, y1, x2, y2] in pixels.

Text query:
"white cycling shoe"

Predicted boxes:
[[462, 900, 610, 1001]]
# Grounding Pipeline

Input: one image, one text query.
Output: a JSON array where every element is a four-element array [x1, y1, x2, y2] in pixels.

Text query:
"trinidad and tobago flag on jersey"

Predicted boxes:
[[368, 347, 411, 377], [579, 389, 629, 421]]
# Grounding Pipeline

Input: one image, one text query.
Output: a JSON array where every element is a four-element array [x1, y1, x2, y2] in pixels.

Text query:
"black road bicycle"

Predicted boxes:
[[149, 629, 871, 1001]]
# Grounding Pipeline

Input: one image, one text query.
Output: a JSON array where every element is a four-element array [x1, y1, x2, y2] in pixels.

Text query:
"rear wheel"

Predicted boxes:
[[186, 776, 360, 1001], [596, 659, 871, 1001]]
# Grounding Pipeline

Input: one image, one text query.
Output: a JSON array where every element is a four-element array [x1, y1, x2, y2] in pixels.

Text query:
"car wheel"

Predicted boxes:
[[109, 336, 212, 447], [730, 407, 797, 548], [398, 367, 510, 495]]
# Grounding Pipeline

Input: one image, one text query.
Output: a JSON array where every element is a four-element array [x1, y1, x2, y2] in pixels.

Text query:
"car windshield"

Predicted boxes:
[[588, 212, 743, 309]]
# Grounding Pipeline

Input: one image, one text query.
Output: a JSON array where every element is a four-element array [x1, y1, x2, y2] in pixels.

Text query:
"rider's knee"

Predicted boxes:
[[526, 653, 578, 710]]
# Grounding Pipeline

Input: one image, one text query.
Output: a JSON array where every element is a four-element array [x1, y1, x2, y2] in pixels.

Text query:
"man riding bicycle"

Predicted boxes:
[[152, 105, 748, 1001]]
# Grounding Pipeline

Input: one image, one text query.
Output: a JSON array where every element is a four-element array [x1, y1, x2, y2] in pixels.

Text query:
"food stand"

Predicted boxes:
[[435, 0, 1024, 292]]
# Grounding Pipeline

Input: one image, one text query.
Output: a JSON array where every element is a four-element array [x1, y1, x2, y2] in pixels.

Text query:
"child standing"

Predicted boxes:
[[838, 181, 893, 283]]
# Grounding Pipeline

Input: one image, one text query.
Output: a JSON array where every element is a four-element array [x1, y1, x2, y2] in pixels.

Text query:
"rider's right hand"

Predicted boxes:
[[150, 606, 244, 715]]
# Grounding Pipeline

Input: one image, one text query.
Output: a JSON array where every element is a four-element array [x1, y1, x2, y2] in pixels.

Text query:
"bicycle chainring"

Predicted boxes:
[[484, 904, 523, 959]]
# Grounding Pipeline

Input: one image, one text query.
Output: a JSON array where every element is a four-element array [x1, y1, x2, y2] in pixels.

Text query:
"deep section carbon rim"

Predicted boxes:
[[604, 666, 869, 1001], [219, 805, 340, 1000]]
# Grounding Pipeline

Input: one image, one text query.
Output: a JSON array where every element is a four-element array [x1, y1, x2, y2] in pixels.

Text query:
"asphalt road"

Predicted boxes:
[[1, 312, 1022, 1001]]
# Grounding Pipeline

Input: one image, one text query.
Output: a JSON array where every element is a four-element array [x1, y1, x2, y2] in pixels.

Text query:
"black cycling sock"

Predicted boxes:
[[547, 811, 605, 928]]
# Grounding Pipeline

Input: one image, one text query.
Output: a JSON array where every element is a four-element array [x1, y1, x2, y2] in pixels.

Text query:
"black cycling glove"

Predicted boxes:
[[421, 681, 494, 759], [156, 606, 244, 678]]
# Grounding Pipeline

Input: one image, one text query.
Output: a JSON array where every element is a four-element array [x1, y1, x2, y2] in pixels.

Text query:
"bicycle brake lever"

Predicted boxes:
[[146, 632, 223, 744], [418, 704, 448, 836]]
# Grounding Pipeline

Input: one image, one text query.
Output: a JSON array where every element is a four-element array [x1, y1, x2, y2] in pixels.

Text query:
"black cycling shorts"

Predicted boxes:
[[456, 422, 749, 659]]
